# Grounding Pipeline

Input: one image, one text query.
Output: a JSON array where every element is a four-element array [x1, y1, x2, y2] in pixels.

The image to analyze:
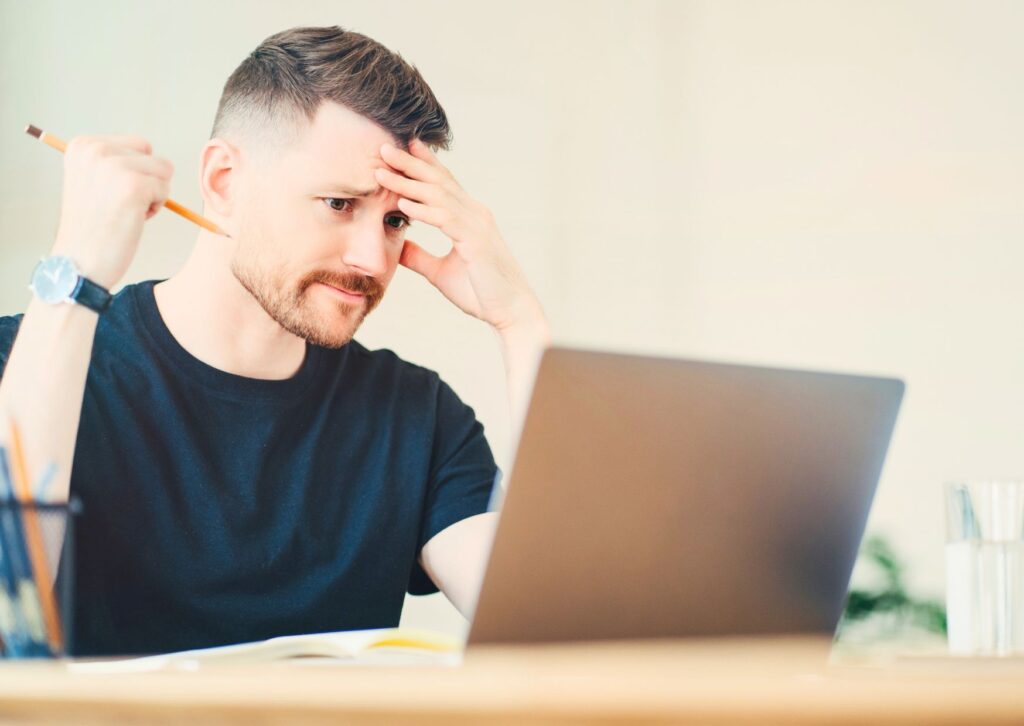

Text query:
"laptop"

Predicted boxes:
[[467, 346, 904, 645]]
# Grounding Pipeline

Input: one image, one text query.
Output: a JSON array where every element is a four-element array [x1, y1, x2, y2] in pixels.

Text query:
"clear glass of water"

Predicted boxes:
[[945, 480, 1024, 656]]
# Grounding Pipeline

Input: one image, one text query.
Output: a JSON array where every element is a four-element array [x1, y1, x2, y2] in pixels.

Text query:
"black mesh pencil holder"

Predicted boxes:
[[0, 497, 81, 658]]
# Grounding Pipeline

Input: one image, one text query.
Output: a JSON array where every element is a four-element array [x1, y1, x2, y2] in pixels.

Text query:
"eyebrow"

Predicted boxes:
[[319, 183, 407, 217], [326, 184, 383, 198]]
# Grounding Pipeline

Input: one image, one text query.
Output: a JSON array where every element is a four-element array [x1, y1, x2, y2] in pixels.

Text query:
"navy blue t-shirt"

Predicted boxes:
[[0, 279, 498, 656]]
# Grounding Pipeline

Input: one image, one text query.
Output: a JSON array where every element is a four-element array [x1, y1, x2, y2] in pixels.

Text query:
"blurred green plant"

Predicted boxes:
[[841, 534, 947, 634]]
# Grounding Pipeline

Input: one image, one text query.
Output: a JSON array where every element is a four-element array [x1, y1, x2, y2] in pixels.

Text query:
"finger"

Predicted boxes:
[[120, 154, 175, 180], [399, 239, 443, 283], [105, 146, 149, 157], [91, 134, 153, 155], [409, 137, 443, 166], [396, 198, 453, 232], [143, 176, 171, 219], [374, 167, 443, 206], [407, 139, 469, 202], [380, 142, 448, 185]]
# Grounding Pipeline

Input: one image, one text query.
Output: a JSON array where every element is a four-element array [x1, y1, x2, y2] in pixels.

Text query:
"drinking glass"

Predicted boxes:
[[945, 480, 1024, 656]]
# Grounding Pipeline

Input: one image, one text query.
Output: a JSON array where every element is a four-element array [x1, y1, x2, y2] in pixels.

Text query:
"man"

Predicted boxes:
[[0, 26, 549, 656]]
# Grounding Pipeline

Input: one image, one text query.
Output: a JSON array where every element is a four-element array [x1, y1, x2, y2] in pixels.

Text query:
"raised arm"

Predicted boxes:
[[0, 134, 172, 502], [374, 139, 551, 613]]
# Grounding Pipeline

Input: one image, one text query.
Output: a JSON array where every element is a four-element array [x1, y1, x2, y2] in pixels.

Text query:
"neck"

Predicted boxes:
[[153, 230, 307, 380]]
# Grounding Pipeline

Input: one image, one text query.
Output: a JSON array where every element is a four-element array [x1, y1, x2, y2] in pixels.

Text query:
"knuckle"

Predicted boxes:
[[93, 141, 117, 158], [441, 178, 463, 198], [68, 136, 103, 160], [114, 134, 150, 154], [113, 178, 140, 200], [434, 187, 453, 206], [113, 168, 145, 193], [65, 136, 88, 154]]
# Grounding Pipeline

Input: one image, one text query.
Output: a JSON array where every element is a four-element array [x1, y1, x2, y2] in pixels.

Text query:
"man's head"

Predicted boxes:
[[202, 26, 451, 348]]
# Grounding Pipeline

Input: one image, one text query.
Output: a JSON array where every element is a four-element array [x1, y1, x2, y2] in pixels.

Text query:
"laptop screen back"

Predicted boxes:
[[468, 347, 904, 645]]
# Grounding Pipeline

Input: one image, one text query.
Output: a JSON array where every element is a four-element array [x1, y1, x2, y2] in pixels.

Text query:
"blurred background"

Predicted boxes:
[[1, 0, 1021, 637]]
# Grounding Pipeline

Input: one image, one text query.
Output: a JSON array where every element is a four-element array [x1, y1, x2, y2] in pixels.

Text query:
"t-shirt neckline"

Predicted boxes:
[[131, 279, 331, 403]]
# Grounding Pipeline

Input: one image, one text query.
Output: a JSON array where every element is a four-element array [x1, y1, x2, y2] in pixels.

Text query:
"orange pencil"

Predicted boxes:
[[7, 420, 64, 654], [24, 124, 230, 238]]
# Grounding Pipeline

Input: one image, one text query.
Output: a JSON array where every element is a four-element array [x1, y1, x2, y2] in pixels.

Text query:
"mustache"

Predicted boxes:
[[301, 269, 385, 308]]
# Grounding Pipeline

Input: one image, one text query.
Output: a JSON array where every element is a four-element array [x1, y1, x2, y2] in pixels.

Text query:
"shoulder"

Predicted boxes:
[[341, 340, 472, 414], [0, 312, 25, 369], [0, 278, 147, 369], [0, 312, 24, 339], [96, 279, 153, 332], [344, 339, 443, 391], [0, 279, 155, 374]]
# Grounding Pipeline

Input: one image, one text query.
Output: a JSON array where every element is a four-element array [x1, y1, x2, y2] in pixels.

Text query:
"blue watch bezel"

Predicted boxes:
[[29, 255, 112, 313], [29, 255, 79, 304]]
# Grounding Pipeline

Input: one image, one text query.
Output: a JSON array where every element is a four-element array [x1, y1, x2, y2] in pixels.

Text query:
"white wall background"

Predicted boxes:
[[1, 0, 1021, 637]]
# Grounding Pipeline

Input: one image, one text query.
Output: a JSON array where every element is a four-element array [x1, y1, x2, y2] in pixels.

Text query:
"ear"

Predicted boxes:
[[198, 137, 239, 221]]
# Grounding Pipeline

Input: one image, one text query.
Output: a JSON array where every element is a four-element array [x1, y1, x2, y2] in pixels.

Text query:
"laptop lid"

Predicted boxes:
[[467, 346, 904, 645]]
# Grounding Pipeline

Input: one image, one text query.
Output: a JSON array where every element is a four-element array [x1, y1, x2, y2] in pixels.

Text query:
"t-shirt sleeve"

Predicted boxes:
[[407, 376, 500, 596], [0, 314, 25, 382]]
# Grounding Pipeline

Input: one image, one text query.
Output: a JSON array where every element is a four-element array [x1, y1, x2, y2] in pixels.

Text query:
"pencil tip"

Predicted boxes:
[[25, 124, 42, 139]]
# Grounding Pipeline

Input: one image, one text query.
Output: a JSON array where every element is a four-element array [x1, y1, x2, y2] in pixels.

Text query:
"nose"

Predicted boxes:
[[339, 218, 390, 280]]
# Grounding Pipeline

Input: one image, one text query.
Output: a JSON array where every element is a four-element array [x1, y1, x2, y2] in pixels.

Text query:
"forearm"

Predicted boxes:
[[492, 301, 551, 443], [420, 512, 499, 618], [0, 296, 99, 502]]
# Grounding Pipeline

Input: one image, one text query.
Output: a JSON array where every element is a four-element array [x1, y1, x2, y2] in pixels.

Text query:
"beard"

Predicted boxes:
[[231, 251, 386, 349]]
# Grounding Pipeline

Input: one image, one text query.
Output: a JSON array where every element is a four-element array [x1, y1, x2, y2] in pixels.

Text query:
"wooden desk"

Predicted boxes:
[[0, 636, 1022, 724]]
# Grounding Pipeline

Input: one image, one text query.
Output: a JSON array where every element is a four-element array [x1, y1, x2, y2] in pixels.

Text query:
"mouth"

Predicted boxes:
[[316, 282, 366, 304]]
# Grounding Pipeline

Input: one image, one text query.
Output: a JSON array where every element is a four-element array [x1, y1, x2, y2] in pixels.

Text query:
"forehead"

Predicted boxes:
[[282, 101, 400, 179]]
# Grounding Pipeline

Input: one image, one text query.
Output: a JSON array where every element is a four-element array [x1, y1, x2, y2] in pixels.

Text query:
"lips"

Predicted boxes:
[[328, 284, 362, 296], [316, 281, 366, 303]]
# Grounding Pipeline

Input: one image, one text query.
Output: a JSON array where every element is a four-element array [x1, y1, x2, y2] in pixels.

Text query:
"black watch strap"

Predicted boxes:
[[71, 276, 113, 314]]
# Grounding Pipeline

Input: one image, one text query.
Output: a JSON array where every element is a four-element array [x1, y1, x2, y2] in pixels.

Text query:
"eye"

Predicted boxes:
[[386, 215, 411, 232], [323, 197, 353, 213], [322, 198, 410, 234]]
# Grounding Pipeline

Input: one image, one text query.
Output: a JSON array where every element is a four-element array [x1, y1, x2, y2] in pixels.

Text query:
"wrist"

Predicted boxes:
[[47, 242, 117, 289], [30, 252, 115, 315], [495, 305, 551, 356], [26, 292, 102, 326], [495, 297, 550, 341]]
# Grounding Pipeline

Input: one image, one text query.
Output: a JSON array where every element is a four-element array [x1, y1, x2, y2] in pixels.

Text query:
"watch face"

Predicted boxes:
[[31, 256, 79, 303]]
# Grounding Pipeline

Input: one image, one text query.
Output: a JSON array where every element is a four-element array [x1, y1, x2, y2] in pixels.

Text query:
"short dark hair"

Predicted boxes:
[[211, 26, 452, 152]]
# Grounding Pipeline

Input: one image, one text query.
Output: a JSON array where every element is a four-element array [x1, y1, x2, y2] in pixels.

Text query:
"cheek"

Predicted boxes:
[[231, 213, 293, 285], [235, 208, 273, 261], [384, 241, 406, 278], [238, 195, 310, 262]]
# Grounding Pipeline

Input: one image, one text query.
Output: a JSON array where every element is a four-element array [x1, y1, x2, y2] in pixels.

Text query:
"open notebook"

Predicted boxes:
[[67, 627, 464, 672]]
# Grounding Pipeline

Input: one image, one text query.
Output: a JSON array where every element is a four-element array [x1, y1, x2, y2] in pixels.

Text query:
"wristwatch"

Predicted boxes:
[[28, 255, 113, 314]]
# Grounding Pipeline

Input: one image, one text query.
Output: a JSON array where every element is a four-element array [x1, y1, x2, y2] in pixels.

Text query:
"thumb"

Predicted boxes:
[[399, 239, 442, 284]]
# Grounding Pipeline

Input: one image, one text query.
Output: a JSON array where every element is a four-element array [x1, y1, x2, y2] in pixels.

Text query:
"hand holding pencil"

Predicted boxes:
[[25, 125, 228, 289]]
